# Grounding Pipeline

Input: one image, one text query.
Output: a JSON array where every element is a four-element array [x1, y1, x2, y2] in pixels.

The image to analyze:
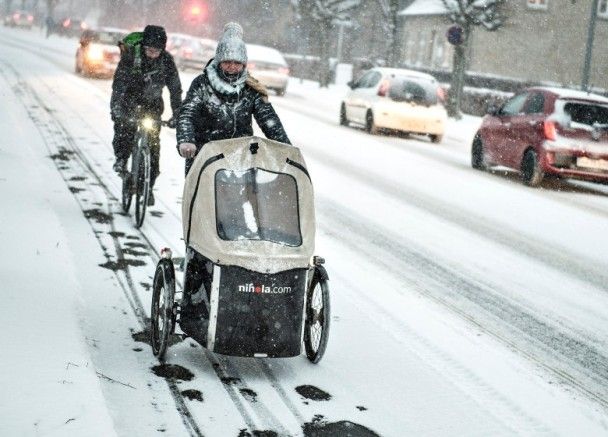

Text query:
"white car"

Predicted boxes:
[[340, 67, 447, 143], [246, 44, 290, 96], [167, 33, 216, 71], [75, 27, 126, 78]]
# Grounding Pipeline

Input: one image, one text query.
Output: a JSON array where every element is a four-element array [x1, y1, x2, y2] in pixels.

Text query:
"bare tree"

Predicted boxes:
[[293, 0, 361, 87], [441, 0, 506, 118], [45, 0, 60, 18], [372, 0, 400, 66], [4, 0, 14, 14]]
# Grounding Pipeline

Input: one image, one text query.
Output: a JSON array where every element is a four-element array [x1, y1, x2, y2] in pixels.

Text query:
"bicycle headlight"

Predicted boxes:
[[141, 117, 155, 130]]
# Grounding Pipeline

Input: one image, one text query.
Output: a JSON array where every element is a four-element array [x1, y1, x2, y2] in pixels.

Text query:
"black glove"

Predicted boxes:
[[166, 116, 176, 129]]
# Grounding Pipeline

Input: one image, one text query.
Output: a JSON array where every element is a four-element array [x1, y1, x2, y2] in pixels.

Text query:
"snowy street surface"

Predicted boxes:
[[1, 27, 608, 436]]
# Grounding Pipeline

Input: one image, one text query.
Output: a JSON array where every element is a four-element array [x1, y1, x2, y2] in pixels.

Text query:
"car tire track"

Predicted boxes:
[[317, 197, 608, 410], [0, 59, 205, 437]]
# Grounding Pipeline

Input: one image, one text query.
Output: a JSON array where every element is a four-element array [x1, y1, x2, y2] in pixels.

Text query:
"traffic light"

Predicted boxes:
[[183, 1, 208, 24]]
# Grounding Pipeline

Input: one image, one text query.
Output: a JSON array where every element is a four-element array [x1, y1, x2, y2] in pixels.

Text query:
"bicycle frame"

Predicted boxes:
[[121, 109, 165, 227]]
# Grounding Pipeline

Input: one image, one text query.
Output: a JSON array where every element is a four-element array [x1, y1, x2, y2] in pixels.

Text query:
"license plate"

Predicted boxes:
[[577, 157, 608, 171]]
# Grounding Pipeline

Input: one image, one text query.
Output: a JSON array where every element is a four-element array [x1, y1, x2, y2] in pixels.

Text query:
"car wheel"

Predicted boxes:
[[471, 134, 487, 170], [430, 134, 443, 144], [366, 110, 379, 135], [339, 103, 348, 126], [276, 87, 286, 97], [521, 149, 544, 187]]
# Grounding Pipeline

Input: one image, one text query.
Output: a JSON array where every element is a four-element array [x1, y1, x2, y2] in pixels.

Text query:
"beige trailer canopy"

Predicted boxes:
[[182, 136, 315, 273]]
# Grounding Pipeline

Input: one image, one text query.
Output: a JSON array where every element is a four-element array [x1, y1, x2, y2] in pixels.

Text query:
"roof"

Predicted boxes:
[[532, 87, 608, 104], [399, 0, 449, 17]]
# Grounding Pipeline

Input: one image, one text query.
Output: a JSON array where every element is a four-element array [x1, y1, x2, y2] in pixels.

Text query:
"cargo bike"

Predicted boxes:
[[150, 136, 330, 363]]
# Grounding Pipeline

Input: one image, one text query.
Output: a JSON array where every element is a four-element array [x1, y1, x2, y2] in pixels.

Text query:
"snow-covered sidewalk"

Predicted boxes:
[[0, 62, 117, 436]]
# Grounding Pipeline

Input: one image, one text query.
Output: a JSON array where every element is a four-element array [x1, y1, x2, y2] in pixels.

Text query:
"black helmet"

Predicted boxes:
[[142, 25, 167, 49]]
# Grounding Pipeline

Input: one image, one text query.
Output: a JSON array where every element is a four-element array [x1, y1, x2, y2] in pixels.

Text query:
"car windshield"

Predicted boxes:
[[560, 101, 608, 127], [389, 76, 438, 105], [215, 168, 302, 247]]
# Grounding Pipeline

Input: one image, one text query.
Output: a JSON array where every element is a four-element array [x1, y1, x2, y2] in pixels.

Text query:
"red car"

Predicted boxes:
[[472, 87, 608, 186]]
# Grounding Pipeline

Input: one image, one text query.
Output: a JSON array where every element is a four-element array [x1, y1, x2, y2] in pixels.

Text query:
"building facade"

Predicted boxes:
[[399, 0, 608, 89]]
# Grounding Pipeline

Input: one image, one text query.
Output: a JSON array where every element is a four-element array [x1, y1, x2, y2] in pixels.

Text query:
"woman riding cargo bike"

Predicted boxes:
[[149, 23, 330, 362]]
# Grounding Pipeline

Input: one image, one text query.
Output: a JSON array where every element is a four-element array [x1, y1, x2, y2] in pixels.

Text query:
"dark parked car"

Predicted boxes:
[[57, 17, 87, 37], [4, 10, 34, 28], [472, 87, 608, 186], [75, 27, 126, 78]]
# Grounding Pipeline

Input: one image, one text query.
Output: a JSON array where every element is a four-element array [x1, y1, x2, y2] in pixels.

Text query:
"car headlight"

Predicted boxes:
[[141, 117, 155, 130], [86, 44, 104, 62]]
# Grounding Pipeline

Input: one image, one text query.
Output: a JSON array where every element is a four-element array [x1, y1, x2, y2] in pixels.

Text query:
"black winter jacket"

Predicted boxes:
[[176, 71, 291, 149], [110, 47, 182, 119]]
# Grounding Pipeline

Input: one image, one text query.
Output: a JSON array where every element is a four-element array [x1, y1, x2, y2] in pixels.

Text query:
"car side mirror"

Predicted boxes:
[[347, 80, 356, 89]]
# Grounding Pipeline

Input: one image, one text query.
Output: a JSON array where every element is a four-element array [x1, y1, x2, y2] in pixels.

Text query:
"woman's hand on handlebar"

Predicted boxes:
[[179, 143, 197, 158]]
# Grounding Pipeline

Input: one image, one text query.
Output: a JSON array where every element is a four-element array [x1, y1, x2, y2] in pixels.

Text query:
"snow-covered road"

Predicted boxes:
[[1, 26, 608, 436]]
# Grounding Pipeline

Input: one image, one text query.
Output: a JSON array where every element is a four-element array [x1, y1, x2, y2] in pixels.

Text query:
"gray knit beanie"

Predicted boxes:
[[214, 22, 247, 64]]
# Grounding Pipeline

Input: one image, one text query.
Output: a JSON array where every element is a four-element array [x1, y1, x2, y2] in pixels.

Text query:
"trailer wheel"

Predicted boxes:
[[151, 259, 175, 361], [304, 269, 330, 363]]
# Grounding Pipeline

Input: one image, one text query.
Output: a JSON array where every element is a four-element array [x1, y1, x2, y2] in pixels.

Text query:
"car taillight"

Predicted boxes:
[[81, 22, 87, 30], [278, 67, 289, 75], [13, 13, 19, 20], [247, 62, 256, 70], [544, 120, 557, 141], [63, 18, 70, 27], [377, 79, 390, 97], [27, 15, 33, 22], [183, 47, 192, 58]]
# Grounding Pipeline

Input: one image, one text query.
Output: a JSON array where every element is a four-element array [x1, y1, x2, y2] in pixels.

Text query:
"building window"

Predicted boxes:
[[599, 0, 608, 19], [526, 0, 548, 10]]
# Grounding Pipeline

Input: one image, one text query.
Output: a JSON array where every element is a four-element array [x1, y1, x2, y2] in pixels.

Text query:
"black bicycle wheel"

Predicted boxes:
[[134, 144, 150, 228], [304, 269, 330, 363], [151, 259, 176, 361]]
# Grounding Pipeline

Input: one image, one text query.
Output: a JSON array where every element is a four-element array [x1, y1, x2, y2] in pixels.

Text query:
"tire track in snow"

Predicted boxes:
[[317, 198, 608, 410], [0, 59, 205, 437], [298, 146, 608, 293]]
